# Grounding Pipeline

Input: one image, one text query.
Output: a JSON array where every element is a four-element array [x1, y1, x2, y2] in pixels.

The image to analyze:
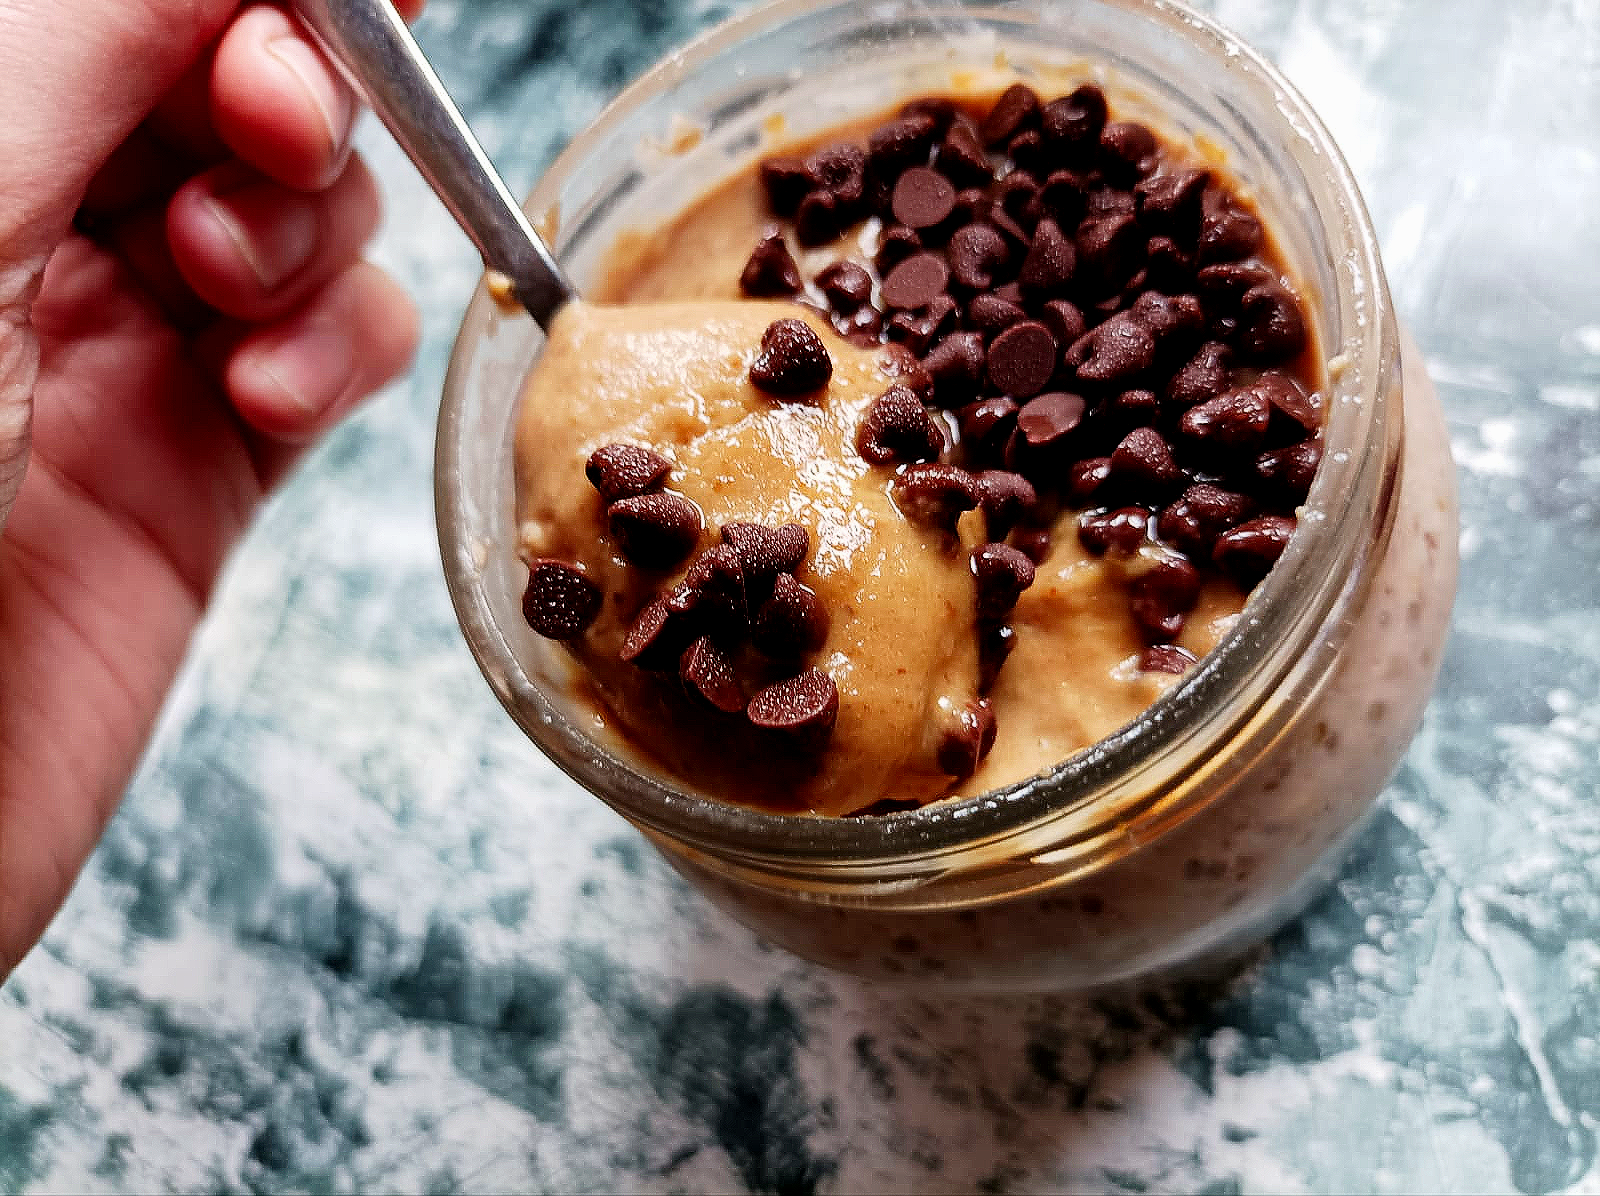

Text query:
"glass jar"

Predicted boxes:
[[437, 0, 1459, 991]]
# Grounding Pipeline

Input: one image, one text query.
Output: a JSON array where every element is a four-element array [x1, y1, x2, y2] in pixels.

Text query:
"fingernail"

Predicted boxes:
[[268, 34, 355, 172], [247, 323, 355, 423], [204, 185, 318, 292]]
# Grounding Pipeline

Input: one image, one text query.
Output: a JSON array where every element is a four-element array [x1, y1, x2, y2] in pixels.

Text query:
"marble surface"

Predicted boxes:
[[4, 1, 1598, 1192]]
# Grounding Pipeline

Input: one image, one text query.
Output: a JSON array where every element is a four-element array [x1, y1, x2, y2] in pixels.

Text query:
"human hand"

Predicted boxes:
[[0, 0, 423, 976]]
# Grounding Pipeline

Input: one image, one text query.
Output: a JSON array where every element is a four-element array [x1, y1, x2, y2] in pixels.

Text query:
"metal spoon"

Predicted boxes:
[[291, 0, 575, 327]]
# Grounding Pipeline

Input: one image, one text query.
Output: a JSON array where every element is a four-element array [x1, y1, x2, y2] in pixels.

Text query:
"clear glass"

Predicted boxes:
[[437, 0, 1459, 990]]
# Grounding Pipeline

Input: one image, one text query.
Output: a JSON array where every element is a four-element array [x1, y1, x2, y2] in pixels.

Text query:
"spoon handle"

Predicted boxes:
[[292, 0, 574, 327]]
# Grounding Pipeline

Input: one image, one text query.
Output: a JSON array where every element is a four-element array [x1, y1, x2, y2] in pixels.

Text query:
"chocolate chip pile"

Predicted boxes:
[[741, 83, 1322, 684], [523, 441, 840, 749]]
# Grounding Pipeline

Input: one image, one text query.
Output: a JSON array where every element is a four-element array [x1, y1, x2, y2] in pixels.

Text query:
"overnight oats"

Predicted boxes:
[[437, 0, 1459, 990]]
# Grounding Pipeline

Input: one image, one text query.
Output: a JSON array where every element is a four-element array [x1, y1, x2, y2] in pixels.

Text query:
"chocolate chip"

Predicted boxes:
[[981, 83, 1041, 147], [759, 154, 813, 218], [1011, 392, 1087, 467], [891, 166, 958, 229], [836, 304, 884, 346], [885, 294, 958, 355], [1018, 217, 1076, 299], [987, 320, 1058, 399], [967, 291, 1028, 339], [1078, 506, 1149, 556], [923, 332, 987, 405], [1040, 84, 1107, 158], [807, 142, 866, 205], [680, 635, 746, 713], [946, 223, 1011, 291], [815, 259, 873, 313], [1010, 526, 1053, 565], [1135, 168, 1209, 241], [721, 522, 808, 593], [1196, 260, 1276, 311], [1038, 298, 1087, 348], [1128, 554, 1202, 642], [856, 384, 944, 464], [875, 224, 923, 273], [585, 443, 673, 504], [750, 318, 833, 397], [681, 543, 749, 633], [978, 621, 1016, 692], [890, 462, 982, 530], [936, 121, 994, 189], [1038, 169, 1091, 227], [880, 252, 951, 310], [521, 559, 602, 640], [1251, 372, 1322, 436], [972, 542, 1036, 620], [794, 188, 842, 246], [973, 469, 1038, 540], [1254, 439, 1322, 504], [1128, 291, 1206, 345], [1157, 483, 1255, 559], [1144, 235, 1197, 291], [1167, 340, 1233, 405], [936, 698, 997, 778], [1076, 209, 1144, 294], [1099, 121, 1158, 182], [956, 396, 1020, 462], [1068, 313, 1156, 385], [752, 572, 830, 659], [1198, 186, 1263, 263], [996, 171, 1043, 231], [739, 227, 803, 297], [747, 668, 839, 745], [608, 491, 703, 569], [1102, 387, 1161, 432], [1235, 281, 1308, 363], [620, 590, 697, 669], [1066, 455, 1113, 505], [1178, 386, 1272, 458], [1212, 515, 1296, 585], [1139, 644, 1197, 674], [899, 96, 958, 133], [867, 113, 940, 181], [1109, 427, 1182, 493]]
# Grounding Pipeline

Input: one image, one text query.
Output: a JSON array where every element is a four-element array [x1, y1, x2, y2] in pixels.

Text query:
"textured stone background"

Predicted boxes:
[[3, 1, 1598, 1192]]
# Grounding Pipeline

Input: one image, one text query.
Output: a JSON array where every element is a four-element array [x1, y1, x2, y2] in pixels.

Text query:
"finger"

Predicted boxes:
[[168, 156, 381, 323], [103, 202, 213, 331], [218, 261, 419, 473], [212, 5, 357, 192]]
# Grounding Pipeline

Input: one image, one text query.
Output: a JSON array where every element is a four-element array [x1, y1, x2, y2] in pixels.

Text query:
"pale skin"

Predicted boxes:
[[0, 0, 426, 977]]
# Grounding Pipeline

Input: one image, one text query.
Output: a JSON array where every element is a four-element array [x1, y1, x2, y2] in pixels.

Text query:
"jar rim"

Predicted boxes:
[[437, 0, 1399, 878]]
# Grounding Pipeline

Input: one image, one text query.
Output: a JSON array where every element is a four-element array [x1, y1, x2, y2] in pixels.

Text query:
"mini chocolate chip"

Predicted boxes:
[[1068, 313, 1156, 385], [1075, 209, 1144, 293], [890, 462, 982, 530], [1129, 554, 1202, 642], [1040, 84, 1107, 157], [721, 522, 809, 584], [936, 121, 994, 189], [946, 223, 1011, 291], [1109, 427, 1183, 493], [1250, 372, 1322, 436], [978, 621, 1016, 692], [1066, 455, 1113, 505], [972, 542, 1036, 620], [885, 294, 958, 355], [1254, 439, 1323, 504], [1178, 386, 1272, 457], [1198, 186, 1264, 262], [1157, 483, 1256, 560], [680, 636, 746, 713], [923, 332, 987, 405], [1235, 281, 1308, 363], [1038, 298, 1087, 348], [867, 113, 940, 180], [875, 224, 923, 273], [967, 291, 1028, 339], [759, 154, 813, 218], [1018, 217, 1076, 299], [620, 591, 697, 669], [608, 491, 703, 569], [857, 383, 944, 464], [1139, 644, 1198, 674], [747, 668, 839, 745], [981, 82, 1041, 147], [794, 188, 842, 246], [739, 227, 803, 297], [752, 572, 830, 659], [1213, 515, 1296, 585], [881, 251, 951, 311], [973, 469, 1038, 540], [987, 320, 1058, 398], [1012, 391, 1087, 462], [936, 698, 998, 778], [815, 259, 873, 313], [682, 543, 749, 633], [956, 396, 1020, 463], [750, 318, 833, 397], [521, 559, 602, 640], [1167, 340, 1233, 405], [1078, 506, 1150, 556], [585, 443, 673, 503], [1099, 121, 1159, 182], [1135, 168, 1209, 241], [891, 166, 958, 229]]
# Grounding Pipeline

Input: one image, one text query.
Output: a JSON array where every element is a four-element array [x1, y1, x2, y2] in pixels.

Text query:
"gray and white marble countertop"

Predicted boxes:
[[4, 1, 1598, 1192]]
